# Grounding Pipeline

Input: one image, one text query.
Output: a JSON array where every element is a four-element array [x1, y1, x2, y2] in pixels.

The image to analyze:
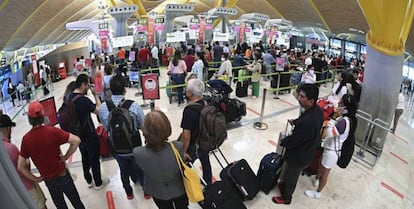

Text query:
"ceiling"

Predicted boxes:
[[0, 0, 412, 55]]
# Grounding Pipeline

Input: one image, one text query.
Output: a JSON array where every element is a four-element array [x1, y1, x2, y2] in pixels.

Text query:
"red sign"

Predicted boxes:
[[148, 18, 155, 45], [31, 54, 40, 86], [39, 97, 58, 126], [141, 74, 160, 100], [101, 37, 107, 52], [239, 22, 246, 43], [198, 18, 205, 44]]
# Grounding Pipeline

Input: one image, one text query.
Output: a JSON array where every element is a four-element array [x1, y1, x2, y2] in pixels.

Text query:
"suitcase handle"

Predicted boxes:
[[211, 147, 230, 169]]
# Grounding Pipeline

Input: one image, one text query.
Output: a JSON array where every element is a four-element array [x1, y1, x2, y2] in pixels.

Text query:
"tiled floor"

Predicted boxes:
[[4, 69, 413, 209]]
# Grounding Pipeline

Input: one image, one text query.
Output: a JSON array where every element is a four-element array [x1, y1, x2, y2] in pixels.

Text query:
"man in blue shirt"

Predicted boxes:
[[99, 74, 145, 200]]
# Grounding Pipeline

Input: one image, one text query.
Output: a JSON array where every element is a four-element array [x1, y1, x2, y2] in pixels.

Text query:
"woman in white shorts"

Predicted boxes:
[[305, 94, 358, 199]]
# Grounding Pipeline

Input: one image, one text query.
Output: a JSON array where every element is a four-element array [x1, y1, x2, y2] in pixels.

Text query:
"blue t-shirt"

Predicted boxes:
[[69, 93, 97, 137]]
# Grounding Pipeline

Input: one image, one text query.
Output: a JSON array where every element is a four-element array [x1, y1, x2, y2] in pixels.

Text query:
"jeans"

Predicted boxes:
[[170, 73, 185, 104], [188, 144, 212, 185], [279, 161, 306, 201], [153, 193, 188, 209], [79, 134, 102, 186], [44, 169, 85, 209], [113, 154, 144, 195]]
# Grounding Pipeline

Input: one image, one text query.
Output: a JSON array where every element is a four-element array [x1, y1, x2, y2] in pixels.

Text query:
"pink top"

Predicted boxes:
[[168, 60, 187, 74], [3, 138, 34, 190]]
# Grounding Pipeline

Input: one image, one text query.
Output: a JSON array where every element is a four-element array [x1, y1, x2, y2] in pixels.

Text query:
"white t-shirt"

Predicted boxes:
[[328, 82, 348, 107], [396, 93, 405, 110]]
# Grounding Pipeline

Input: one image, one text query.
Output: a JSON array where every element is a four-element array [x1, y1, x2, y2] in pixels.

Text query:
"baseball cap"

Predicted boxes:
[[0, 114, 16, 127], [28, 101, 44, 118]]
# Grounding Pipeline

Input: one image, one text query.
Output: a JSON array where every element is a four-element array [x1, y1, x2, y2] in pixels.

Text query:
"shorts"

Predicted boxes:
[[321, 149, 339, 169], [28, 182, 46, 208]]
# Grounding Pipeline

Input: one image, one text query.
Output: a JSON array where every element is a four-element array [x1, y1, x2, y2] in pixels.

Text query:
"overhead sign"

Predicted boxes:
[[166, 32, 186, 43], [213, 32, 229, 42], [99, 23, 109, 30], [112, 36, 134, 48]]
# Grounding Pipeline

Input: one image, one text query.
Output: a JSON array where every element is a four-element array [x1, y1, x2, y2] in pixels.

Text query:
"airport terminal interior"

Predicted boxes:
[[0, 0, 414, 209]]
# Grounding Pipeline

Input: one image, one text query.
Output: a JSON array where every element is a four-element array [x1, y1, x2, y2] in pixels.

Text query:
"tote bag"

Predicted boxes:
[[170, 143, 204, 203]]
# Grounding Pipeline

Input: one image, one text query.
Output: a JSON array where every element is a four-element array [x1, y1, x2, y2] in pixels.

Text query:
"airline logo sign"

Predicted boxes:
[[99, 30, 109, 37]]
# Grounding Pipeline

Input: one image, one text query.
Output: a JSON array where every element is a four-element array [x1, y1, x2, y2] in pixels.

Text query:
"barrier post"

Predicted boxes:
[[273, 72, 281, 99], [150, 99, 155, 111], [253, 88, 268, 130]]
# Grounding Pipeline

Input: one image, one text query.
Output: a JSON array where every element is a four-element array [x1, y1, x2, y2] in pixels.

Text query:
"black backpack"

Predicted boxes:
[[188, 102, 227, 151], [57, 95, 84, 137], [107, 100, 142, 154]]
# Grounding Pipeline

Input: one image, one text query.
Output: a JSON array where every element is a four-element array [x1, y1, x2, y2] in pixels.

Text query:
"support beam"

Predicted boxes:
[[106, 0, 116, 7], [216, 0, 223, 7], [125, 0, 141, 18], [133, 0, 147, 17], [0, 0, 9, 13], [3, 0, 48, 50], [309, 0, 332, 33], [264, 0, 285, 19], [213, 0, 239, 28]]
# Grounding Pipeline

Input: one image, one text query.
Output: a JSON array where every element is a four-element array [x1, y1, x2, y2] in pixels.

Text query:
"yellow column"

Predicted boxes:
[[132, 0, 147, 17], [358, 0, 414, 56]]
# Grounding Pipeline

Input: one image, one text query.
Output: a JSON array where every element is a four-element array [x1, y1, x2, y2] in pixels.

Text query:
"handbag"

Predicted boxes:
[[170, 143, 204, 203]]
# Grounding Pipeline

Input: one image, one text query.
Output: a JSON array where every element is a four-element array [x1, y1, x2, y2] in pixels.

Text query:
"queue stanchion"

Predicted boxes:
[[253, 88, 268, 130], [273, 72, 281, 99]]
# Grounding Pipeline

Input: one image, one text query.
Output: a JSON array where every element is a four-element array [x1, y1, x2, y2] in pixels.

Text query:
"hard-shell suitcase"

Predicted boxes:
[[96, 125, 110, 157], [213, 148, 260, 201], [235, 81, 248, 97]]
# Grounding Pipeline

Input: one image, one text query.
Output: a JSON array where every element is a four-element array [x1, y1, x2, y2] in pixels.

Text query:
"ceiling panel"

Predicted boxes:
[[0, 0, 44, 50]]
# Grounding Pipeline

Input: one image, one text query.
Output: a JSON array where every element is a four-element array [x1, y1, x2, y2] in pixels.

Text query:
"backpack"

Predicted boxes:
[[337, 117, 356, 168], [188, 102, 227, 151], [57, 95, 84, 137], [107, 100, 142, 154]]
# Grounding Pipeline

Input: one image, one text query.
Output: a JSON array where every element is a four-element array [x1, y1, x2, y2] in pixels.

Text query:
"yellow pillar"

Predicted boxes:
[[358, 0, 414, 56]]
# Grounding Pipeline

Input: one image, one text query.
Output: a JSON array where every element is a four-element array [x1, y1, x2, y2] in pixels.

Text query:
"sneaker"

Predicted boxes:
[[310, 175, 319, 187], [87, 182, 93, 188], [127, 194, 134, 200], [94, 179, 110, 190], [144, 194, 152, 200], [304, 189, 321, 199], [272, 196, 291, 205]]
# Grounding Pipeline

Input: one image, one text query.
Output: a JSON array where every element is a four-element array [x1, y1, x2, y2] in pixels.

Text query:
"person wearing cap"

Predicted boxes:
[[68, 74, 108, 190], [18, 101, 85, 209], [1, 114, 47, 209]]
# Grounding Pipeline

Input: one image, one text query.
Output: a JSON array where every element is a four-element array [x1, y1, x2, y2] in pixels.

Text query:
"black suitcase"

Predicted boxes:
[[201, 181, 246, 209], [213, 148, 260, 201], [257, 152, 284, 194], [235, 81, 248, 97]]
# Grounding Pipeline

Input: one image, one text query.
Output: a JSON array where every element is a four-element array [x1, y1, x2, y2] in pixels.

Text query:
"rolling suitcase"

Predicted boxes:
[[257, 152, 284, 194], [213, 148, 260, 201], [201, 181, 246, 209]]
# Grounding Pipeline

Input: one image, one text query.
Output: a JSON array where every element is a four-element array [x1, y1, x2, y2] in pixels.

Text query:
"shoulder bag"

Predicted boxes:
[[170, 143, 204, 203]]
